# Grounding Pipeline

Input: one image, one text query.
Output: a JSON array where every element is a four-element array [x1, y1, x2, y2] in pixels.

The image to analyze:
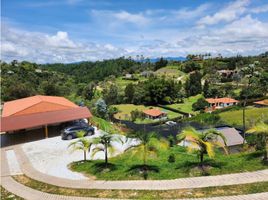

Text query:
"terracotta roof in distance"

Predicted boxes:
[[143, 109, 164, 117], [254, 99, 268, 106], [205, 97, 239, 104]]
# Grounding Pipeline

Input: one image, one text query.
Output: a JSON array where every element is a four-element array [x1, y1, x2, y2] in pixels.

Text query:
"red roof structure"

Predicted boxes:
[[254, 100, 268, 106], [0, 95, 92, 132], [205, 98, 239, 104], [143, 109, 164, 117]]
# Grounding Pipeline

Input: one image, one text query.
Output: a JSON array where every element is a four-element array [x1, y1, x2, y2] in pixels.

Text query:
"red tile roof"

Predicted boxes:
[[2, 95, 77, 117], [254, 100, 268, 106], [143, 109, 164, 117], [205, 98, 239, 104], [0, 95, 92, 132]]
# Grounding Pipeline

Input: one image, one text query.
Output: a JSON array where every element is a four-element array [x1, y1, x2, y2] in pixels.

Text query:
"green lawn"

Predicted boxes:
[[155, 66, 186, 81], [167, 94, 202, 114], [70, 146, 267, 180], [219, 107, 268, 128], [114, 75, 146, 90], [113, 104, 181, 123]]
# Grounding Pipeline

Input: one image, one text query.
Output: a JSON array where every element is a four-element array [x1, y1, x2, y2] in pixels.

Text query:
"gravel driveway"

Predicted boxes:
[[22, 128, 139, 180]]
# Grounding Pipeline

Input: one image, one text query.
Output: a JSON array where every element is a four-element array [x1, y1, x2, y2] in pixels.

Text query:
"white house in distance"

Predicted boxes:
[[205, 97, 239, 112]]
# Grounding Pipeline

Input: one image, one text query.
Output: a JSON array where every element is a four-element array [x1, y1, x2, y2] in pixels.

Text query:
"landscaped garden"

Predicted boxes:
[[70, 145, 267, 180]]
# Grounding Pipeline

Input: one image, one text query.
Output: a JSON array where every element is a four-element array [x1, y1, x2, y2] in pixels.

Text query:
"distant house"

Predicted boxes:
[[140, 71, 154, 77], [179, 127, 244, 153], [35, 69, 42, 73], [205, 98, 239, 112], [254, 99, 268, 107], [125, 74, 133, 79], [143, 108, 167, 120]]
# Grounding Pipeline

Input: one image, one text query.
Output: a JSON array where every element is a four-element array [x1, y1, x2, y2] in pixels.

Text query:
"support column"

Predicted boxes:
[[45, 125, 48, 138]]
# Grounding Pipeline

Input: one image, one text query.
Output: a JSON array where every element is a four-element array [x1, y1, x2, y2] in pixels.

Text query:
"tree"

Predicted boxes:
[[240, 62, 260, 142], [126, 132, 168, 169], [41, 81, 60, 96], [203, 79, 210, 97], [92, 122, 122, 167], [95, 98, 107, 118], [177, 127, 228, 165], [246, 121, 268, 161], [125, 83, 135, 103], [103, 84, 118, 105], [182, 61, 201, 73], [154, 57, 168, 70], [68, 131, 92, 161], [5, 83, 34, 100], [192, 97, 209, 111], [83, 82, 96, 100], [185, 71, 202, 97]]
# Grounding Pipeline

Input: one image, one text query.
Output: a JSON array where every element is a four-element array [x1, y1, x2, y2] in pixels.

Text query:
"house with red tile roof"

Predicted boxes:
[[205, 97, 239, 112], [0, 95, 92, 137], [143, 108, 167, 120], [254, 99, 268, 107]]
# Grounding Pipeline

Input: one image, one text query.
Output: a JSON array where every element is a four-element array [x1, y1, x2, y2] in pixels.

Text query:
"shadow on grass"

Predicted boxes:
[[175, 159, 226, 176], [244, 151, 264, 160], [91, 162, 118, 174], [126, 164, 160, 180]]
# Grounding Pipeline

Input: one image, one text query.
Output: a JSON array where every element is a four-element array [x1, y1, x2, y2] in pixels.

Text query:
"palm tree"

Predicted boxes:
[[91, 120, 123, 167], [177, 127, 228, 165], [126, 131, 168, 169], [246, 121, 268, 161], [68, 131, 92, 161], [91, 132, 122, 167]]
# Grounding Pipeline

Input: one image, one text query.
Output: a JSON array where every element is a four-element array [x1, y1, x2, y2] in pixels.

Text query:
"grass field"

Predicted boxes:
[[70, 146, 267, 180], [155, 66, 186, 80], [219, 107, 268, 128], [113, 104, 181, 123], [13, 175, 268, 199], [114, 75, 147, 90], [166, 94, 202, 114]]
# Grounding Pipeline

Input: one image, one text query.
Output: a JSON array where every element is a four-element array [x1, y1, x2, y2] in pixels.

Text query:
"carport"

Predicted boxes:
[[0, 95, 92, 140]]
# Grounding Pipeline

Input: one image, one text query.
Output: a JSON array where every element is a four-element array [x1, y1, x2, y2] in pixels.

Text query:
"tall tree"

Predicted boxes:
[[246, 121, 268, 161], [125, 83, 135, 103]]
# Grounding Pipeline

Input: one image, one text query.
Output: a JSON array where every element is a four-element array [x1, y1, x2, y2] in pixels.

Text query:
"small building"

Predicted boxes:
[[0, 95, 92, 138], [253, 99, 268, 107], [35, 69, 42, 73], [143, 108, 167, 120], [179, 127, 244, 153], [125, 74, 132, 79], [205, 98, 239, 111], [140, 71, 154, 77]]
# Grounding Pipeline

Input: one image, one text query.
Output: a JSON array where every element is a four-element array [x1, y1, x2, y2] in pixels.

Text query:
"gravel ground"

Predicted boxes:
[[22, 127, 139, 180]]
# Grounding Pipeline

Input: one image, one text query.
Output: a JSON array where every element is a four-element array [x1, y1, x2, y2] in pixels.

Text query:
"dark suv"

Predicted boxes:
[[61, 123, 95, 140]]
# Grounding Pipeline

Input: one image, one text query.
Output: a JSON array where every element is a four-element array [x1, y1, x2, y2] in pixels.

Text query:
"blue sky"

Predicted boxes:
[[2, 0, 268, 63]]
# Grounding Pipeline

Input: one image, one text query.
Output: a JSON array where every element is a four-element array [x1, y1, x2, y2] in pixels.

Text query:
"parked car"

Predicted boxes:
[[165, 121, 177, 126], [61, 124, 95, 140]]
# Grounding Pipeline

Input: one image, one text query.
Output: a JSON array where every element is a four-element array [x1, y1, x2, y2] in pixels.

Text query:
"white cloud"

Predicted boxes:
[[197, 0, 250, 26], [91, 10, 150, 27], [1, 23, 127, 63], [250, 4, 268, 13]]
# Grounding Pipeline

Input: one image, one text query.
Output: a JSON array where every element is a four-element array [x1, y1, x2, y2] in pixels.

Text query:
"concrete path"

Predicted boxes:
[[10, 145, 268, 190], [1, 146, 268, 200]]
